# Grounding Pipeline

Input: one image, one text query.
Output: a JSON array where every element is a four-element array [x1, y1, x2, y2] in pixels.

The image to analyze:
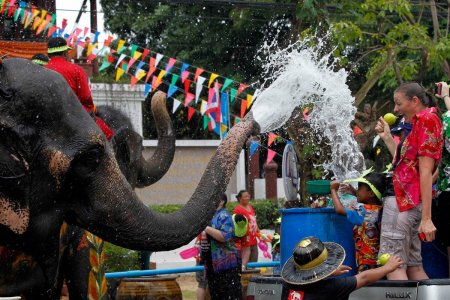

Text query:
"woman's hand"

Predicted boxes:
[[375, 117, 391, 140], [436, 82, 450, 111], [419, 219, 436, 242]]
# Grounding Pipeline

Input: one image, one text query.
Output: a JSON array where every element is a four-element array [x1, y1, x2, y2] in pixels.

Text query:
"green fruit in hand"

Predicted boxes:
[[378, 253, 391, 266], [383, 113, 397, 126]]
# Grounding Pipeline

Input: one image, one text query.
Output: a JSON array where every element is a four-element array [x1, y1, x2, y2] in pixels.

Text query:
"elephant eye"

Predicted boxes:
[[72, 146, 105, 177], [83, 147, 103, 167]]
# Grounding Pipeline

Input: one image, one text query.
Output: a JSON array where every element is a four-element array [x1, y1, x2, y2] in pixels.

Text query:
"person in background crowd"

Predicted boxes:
[[31, 53, 49, 66], [201, 194, 242, 300], [281, 236, 403, 300], [434, 81, 450, 275], [233, 190, 259, 269], [46, 36, 113, 140], [375, 82, 443, 280], [272, 233, 281, 276], [195, 232, 208, 300], [330, 171, 386, 273]]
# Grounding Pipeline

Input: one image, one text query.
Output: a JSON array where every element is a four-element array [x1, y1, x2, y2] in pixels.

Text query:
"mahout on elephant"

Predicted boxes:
[[0, 58, 260, 299]]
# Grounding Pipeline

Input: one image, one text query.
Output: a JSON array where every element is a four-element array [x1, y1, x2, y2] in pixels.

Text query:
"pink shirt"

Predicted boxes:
[[392, 107, 443, 211]]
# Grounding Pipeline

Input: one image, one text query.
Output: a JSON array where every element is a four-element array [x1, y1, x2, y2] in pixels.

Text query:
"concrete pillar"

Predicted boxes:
[[264, 160, 278, 199], [246, 137, 260, 199]]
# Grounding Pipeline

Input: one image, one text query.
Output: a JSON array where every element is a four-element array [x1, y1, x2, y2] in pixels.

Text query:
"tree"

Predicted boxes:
[[100, 0, 293, 139]]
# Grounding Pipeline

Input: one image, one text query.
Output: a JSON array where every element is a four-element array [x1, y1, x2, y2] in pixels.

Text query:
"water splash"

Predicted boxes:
[[251, 37, 364, 180]]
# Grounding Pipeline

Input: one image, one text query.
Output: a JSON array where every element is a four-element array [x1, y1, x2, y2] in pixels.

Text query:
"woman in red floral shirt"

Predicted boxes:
[[375, 82, 443, 280]]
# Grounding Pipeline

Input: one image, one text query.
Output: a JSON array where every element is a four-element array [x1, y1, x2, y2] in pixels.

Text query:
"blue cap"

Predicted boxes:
[[391, 120, 412, 136]]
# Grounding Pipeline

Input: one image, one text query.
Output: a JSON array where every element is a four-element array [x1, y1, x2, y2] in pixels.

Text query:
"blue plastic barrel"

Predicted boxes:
[[280, 208, 357, 276]]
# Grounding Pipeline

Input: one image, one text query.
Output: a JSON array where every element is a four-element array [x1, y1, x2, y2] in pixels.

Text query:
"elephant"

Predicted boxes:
[[60, 91, 176, 299], [0, 58, 260, 299]]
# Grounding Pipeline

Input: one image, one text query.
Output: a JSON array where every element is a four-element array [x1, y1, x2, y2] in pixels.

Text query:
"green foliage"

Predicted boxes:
[[103, 242, 139, 272]]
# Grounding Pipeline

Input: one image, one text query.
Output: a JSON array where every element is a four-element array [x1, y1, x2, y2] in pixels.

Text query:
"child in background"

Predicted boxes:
[[330, 171, 386, 272]]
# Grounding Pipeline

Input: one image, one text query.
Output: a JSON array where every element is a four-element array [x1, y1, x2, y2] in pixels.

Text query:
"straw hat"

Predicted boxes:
[[232, 214, 248, 238], [281, 236, 345, 285]]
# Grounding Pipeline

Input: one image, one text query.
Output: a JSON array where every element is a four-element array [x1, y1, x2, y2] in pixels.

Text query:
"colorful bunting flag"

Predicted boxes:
[[196, 76, 206, 102], [173, 99, 182, 113], [200, 100, 207, 115], [168, 84, 178, 98], [221, 124, 228, 139], [115, 53, 126, 69], [235, 117, 241, 125], [247, 94, 253, 109], [268, 133, 278, 147], [155, 53, 164, 67], [145, 56, 156, 83], [133, 50, 142, 60], [130, 76, 139, 88], [194, 68, 204, 82], [141, 48, 150, 61], [126, 58, 136, 73], [171, 74, 179, 86], [116, 68, 125, 81], [241, 100, 247, 118], [250, 141, 259, 157], [130, 44, 138, 57], [99, 60, 111, 72], [117, 39, 126, 52], [144, 83, 152, 97], [230, 88, 238, 103], [208, 73, 219, 88], [188, 107, 195, 122], [180, 63, 190, 76], [237, 83, 249, 96], [165, 58, 176, 74], [267, 149, 276, 163], [185, 93, 194, 107], [203, 115, 210, 130], [221, 78, 233, 92], [181, 70, 189, 83], [184, 79, 191, 95], [220, 92, 229, 126]]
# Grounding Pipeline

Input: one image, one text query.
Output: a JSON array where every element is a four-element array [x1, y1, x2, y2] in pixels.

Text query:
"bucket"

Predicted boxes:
[[306, 180, 331, 195], [115, 276, 182, 300], [179, 247, 199, 260], [280, 208, 356, 276]]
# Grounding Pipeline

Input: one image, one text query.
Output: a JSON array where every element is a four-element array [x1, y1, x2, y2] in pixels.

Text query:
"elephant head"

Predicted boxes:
[[0, 58, 259, 296], [95, 91, 176, 189]]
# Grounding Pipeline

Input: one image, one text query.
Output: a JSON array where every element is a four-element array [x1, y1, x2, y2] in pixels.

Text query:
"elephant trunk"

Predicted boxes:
[[136, 91, 176, 187], [80, 113, 260, 251]]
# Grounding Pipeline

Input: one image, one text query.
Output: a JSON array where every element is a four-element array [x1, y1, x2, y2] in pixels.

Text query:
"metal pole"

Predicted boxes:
[[75, 0, 89, 24], [105, 261, 280, 279], [90, 0, 99, 74]]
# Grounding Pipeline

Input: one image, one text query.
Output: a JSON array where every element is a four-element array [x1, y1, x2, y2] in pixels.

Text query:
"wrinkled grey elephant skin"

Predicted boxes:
[[0, 58, 260, 299]]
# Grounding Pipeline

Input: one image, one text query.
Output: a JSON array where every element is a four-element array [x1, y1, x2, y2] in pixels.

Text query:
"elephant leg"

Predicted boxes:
[[63, 225, 108, 300]]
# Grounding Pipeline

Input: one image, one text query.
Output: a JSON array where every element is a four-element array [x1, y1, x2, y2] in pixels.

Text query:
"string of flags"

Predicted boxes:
[[249, 133, 293, 164], [6, 0, 294, 160], [4, 0, 257, 138]]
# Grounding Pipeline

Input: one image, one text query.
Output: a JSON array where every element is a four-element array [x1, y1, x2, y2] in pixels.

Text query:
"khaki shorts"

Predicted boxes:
[[379, 196, 422, 268]]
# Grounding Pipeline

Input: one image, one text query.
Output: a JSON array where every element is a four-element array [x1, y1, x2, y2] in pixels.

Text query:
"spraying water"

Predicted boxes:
[[250, 37, 365, 180]]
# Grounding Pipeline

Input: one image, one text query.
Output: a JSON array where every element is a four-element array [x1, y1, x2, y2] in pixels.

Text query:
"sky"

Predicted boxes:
[[55, 0, 106, 38]]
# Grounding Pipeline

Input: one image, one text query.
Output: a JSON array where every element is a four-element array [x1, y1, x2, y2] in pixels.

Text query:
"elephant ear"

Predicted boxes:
[[111, 126, 142, 165], [0, 129, 31, 235]]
